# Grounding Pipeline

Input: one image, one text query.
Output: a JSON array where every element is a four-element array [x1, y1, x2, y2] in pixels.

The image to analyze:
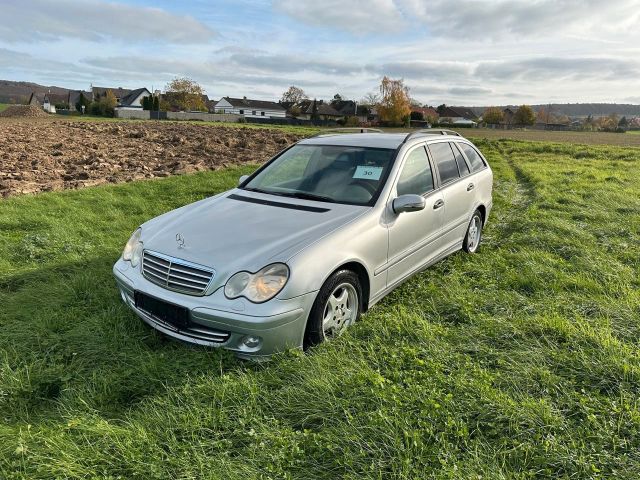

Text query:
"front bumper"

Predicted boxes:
[[113, 259, 317, 359]]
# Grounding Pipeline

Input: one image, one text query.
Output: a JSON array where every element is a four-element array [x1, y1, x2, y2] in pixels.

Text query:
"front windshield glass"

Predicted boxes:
[[242, 144, 396, 206]]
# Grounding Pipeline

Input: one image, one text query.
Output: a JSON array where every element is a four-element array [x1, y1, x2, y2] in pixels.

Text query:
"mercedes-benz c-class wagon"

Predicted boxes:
[[113, 129, 493, 359]]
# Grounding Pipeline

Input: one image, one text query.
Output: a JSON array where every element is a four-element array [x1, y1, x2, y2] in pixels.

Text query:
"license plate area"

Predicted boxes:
[[134, 291, 190, 329]]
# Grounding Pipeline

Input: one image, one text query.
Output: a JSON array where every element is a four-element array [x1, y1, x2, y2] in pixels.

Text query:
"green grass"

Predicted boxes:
[[1, 140, 640, 478], [0, 103, 9, 112]]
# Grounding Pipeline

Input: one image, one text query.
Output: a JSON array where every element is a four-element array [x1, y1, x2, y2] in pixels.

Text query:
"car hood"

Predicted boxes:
[[141, 189, 367, 282]]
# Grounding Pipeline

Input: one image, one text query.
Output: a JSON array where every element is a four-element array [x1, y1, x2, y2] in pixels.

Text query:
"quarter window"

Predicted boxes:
[[458, 143, 486, 172], [396, 146, 434, 196], [451, 143, 470, 176], [428, 142, 460, 184]]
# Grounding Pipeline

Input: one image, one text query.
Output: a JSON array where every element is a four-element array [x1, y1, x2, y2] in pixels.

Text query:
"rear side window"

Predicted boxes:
[[396, 146, 434, 196], [428, 142, 459, 184], [459, 143, 486, 172], [450, 143, 470, 176]]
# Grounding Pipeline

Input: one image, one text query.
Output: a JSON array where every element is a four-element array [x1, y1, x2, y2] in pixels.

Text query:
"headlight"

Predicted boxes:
[[224, 263, 289, 303], [123, 228, 142, 266]]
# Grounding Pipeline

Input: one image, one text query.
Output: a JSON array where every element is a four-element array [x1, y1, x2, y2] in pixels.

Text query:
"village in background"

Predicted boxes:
[[1, 77, 639, 133]]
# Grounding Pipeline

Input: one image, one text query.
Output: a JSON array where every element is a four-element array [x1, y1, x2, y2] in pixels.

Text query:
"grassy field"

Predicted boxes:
[[0, 103, 9, 112], [1, 138, 639, 478]]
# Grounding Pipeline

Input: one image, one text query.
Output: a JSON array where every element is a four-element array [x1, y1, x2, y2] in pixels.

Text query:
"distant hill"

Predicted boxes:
[[464, 103, 640, 118], [0, 80, 71, 104]]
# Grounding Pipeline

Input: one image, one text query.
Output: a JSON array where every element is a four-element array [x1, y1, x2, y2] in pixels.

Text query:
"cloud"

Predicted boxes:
[[475, 57, 640, 81], [273, 0, 404, 34], [370, 61, 472, 81], [228, 53, 360, 76], [0, 0, 215, 44], [275, 0, 639, 40], [448, 86, 492, 96]]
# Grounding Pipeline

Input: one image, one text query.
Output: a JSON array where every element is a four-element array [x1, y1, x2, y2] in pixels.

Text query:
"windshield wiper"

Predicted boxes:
[[242, 187, 334, 203], [279, 191, 335, 203]]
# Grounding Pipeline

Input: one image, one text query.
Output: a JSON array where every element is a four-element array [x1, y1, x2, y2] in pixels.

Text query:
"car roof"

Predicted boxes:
[[298, 132, 467, 150]]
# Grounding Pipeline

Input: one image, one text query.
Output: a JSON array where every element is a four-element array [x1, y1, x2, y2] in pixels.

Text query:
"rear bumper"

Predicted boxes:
[[113, 260, 316, 360]]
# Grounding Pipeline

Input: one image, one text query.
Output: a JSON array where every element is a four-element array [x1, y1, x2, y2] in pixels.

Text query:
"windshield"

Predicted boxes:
[[242, 144, 396, 206]]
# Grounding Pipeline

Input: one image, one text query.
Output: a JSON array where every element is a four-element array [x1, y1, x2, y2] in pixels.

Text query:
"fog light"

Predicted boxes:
[[242, 335, 262, 349]]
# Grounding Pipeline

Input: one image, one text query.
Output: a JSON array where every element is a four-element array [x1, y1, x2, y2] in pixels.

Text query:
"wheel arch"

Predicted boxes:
[[321, 260, 371, 312]]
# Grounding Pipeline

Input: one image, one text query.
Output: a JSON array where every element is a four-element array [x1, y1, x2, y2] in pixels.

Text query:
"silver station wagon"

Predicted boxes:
[[113, 129, 493, 359]]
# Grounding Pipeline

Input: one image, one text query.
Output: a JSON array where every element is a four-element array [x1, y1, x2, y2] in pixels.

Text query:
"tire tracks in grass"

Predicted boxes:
[[485, 140, 537, 245]]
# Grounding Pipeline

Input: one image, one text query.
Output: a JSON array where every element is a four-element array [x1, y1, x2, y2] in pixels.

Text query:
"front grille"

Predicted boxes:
[[142, 250, 215, 296]]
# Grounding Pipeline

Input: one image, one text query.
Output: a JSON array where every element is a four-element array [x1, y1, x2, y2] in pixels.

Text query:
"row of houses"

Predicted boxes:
[[30, 84, 485, 126]]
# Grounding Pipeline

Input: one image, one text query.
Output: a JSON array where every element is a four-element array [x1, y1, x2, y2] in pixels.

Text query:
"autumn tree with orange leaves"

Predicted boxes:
[[377, 76, 411, 127]]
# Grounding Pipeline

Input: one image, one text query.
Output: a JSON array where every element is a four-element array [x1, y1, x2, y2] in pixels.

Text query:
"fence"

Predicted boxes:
[[114, 109, 241, 122]]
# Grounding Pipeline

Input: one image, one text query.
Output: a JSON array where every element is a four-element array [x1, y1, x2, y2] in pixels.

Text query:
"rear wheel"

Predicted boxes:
[[462, 210, 483, 253], [303, 270, 362, 350]]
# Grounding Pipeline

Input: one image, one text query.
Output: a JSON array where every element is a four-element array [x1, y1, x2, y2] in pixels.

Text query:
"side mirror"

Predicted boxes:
[[392, 194, 426, 214], [238, 175, 249, 186]]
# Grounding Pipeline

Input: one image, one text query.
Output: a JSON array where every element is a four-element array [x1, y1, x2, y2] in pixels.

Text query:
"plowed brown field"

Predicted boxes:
[[0, 118, 302, 197]]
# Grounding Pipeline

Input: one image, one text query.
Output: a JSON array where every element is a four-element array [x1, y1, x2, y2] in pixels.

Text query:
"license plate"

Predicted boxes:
[[134, 291, 190, 329]]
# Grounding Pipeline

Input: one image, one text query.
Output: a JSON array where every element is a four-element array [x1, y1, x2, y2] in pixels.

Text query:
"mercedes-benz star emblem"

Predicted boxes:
[[175, 233, 186, 249]]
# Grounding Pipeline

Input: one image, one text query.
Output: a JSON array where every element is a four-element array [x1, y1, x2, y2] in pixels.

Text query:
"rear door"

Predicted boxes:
[[427, 141, 475, 249], [386, 144, 445, 286]]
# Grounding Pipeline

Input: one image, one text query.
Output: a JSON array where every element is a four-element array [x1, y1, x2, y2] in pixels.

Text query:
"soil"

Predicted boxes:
[[0, 118, 303, 197], [0, 105, 50, 118]]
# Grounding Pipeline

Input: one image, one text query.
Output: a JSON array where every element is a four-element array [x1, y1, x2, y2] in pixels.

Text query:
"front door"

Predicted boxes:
[[386, 145, 445, 286]]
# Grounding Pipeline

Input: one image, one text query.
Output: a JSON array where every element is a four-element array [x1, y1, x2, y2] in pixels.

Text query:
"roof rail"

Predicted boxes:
[[312, 127, 384, 137], [403, 129, 462, 143]]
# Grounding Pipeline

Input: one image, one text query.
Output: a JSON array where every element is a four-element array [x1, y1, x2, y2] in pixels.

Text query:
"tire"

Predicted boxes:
[[462, 209, 483, 253], [303, 269, 362, 350]]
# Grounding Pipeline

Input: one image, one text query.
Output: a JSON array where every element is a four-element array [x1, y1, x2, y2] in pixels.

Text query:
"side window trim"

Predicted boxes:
[[427, 140, 460, 187], [456, 141, 488, 172], [450, 142, 472, 177]]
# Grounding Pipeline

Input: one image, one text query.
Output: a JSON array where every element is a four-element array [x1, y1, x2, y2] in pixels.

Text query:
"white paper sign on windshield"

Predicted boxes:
[[353, 166, 383, 180]]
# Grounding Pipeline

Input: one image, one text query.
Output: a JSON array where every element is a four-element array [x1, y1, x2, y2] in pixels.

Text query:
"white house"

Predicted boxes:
[[42, 95, 56, 113], [117, 88, 152, 110], [215, 97, 286, 118]]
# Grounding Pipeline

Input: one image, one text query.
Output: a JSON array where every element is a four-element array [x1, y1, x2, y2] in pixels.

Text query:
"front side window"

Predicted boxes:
[[428, 142, 460, 184], [243, 145, 397, 206], [396, 146, 434, 196], [458, 143, 486, 172]]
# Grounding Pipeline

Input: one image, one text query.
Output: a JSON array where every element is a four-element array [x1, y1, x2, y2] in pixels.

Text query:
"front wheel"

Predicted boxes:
[[462, 210, 483, 253], [303, 270, 362, 350]]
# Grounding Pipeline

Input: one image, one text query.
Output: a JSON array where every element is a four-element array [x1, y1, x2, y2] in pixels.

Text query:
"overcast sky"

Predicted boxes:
[[2, 0, 639, 105]]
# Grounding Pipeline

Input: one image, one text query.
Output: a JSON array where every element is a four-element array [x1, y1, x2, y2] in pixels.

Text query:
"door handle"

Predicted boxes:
[[467, 183, 475, 191], [433, 199, 444, 210]]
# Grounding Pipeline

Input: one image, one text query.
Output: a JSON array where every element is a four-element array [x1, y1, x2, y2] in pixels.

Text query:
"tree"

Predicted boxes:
[[410, 110, 424, 121], [289, 104, 302, 117], [153, 95, 160, 111], [482, 107, 504, 125], [513, 105, 535, 126], [75, 92, 90, 113], [310, 99, 320, 123], [102, 89, 117, 116], [281, 86, 307, 104], [142, 96, 150, 110], [377, 76, 411, 127], [619, 116, 629, 127], [361, 92, 380, 106], [165, 77, 207, 111]]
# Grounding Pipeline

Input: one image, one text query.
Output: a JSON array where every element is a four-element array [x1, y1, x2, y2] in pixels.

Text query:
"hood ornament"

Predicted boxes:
[[175, 233, 186, 249]]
